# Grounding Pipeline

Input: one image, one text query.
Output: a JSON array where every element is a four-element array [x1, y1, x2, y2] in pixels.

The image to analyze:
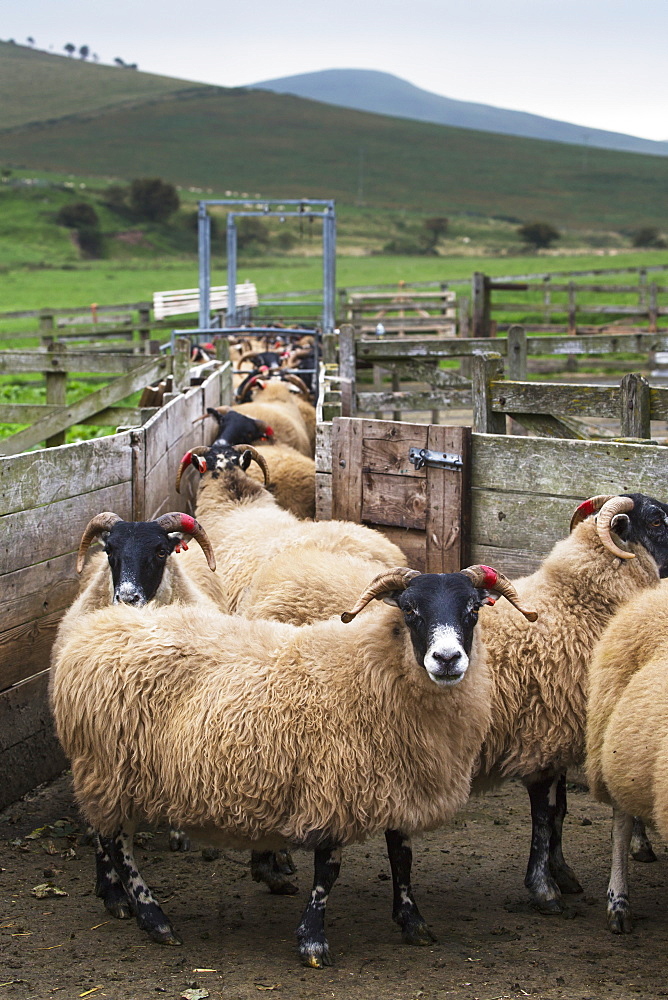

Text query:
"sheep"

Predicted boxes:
[[50, 563, 537, 966], [470, 492, 668, 914], [199, 407, 316, 519], [176, 451, 408, 623], [586, 579, 668, 933], [234, 372, 316, 457], [211, 376, 314, 457]]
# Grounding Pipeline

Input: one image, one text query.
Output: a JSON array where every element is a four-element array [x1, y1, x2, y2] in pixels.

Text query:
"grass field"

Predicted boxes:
[[2, 43, 668, 233]]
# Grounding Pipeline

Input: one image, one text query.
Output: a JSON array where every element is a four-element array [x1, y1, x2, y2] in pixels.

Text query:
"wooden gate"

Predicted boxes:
[[329, 417, 470, 573]]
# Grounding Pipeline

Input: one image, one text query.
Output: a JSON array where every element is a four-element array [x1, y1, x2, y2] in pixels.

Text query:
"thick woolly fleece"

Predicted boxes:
[[586, 580, 668, 835], [230, 381, 313, 458], [474, 518, 660, 786], [244, 443, 316, 519], [180, 465, 407, 622], [51, 601, 491, 846]]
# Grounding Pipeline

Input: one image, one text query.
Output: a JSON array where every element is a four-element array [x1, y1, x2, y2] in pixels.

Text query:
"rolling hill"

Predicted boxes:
[[2, 42, 668, 232], [249, 69, 668, 158]]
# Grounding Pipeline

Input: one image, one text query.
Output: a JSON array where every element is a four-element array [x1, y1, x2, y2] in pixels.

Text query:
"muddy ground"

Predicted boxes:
[[1, 774, 667, 1000]]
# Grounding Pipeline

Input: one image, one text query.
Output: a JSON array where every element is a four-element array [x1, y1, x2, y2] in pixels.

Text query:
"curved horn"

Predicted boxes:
[[595, 496, 636, 560], [77, 512, 123, 573], [175, 446, 209, 494], [281, 373, 313, 401], [232, 444, 271, 485], [569, 495, 616, 532], [341, 567, 421, 623], [154, 513, 216, 571], [460, 564, 538, 622], [237, 375, 264, 404], [192, 405, 230, 426]]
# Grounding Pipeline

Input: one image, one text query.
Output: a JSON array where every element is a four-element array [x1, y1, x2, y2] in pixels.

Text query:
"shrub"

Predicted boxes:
[[632, 226, 667, 249], [423, 216, 449, 250], [56, 202, 99, 228], [236, 217, 270, 252], [76, 225, 104, 259], [129, 178, 180, 222], [103, 184, 128, 210], [517, 221, 560, 249]]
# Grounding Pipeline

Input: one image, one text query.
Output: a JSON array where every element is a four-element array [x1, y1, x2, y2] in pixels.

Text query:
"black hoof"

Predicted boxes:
[[631, 845, 657, 864], [401, 920, 437, 946], [552, 870, 584, 895], [298, 940, 333, 968], [531, 897, 564, 915]]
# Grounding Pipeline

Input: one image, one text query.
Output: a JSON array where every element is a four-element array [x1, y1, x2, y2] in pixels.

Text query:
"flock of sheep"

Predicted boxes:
[[47, 359, 668, 968]]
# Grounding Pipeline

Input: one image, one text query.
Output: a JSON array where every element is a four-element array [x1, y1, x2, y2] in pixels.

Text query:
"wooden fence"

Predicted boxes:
[[471, 269, 668, 337], [316, 415, 668, 580], [0, 363, 232, 809], [323, 325, 668, 424]]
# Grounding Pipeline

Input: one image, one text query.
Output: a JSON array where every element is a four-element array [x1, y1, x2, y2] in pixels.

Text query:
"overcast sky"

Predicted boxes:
[[5, 0, 667, 141]]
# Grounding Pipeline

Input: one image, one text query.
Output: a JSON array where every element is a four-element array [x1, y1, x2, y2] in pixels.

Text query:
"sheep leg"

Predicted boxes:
[[94, 833, 132, 919], [100, 828, 182, 945], [250, 850, 299, 894], [523, 772, 563, 913], [548, 773, 583, 894], [169, 827, 191, 852], [607, 807, 634, 933], [630, 816, 657, 863], [385, 829, 436, 946], [296, 842, 341, 968]]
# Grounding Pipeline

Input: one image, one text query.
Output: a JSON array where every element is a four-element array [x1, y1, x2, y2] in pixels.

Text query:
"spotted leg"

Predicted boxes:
[[630, 816, 657, 863], [607, 807, 634, 933], [251, 850, 299, 895], [523, 772, 563, 913], [548, 773, 583, 894], [385, 829, 436, 945], [99, 827, 182, 945], [94, 833, 132, 919], [296, 842, 341, 968]]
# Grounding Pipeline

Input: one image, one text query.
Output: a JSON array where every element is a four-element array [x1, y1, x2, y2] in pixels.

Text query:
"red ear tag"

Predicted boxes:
[[193, 456, 207, 474], [264, 426, 274, 437], [576, 499, 597, 518], [180, 514, 196, 534], [181, 542, 189, 551]]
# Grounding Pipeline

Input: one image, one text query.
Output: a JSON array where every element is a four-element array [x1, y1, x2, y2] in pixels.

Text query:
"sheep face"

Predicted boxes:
[[103, 522, 181, 606], [612, 493, 668, 574], [386, 573, 492, 687], [208, 408, 271, 446]]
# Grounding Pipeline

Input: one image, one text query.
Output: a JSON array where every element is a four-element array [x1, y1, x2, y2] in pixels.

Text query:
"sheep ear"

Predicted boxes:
[[238, 449, 252, 471], [610, 513, 631, 537], [381, 591, 403, 608]]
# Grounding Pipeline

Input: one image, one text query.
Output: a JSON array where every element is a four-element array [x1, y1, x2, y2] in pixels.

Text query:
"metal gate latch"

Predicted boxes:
[[408, 447, 463, 471]]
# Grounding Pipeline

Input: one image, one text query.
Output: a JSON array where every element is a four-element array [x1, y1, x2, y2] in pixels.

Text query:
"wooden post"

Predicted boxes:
[[215, 337, 230, 364], [172, 337, 191, 391], [425, 424, 471, 573], [649, 283, 658, 333], [138, 305, 151, 355], [322, 333, 338, 366], [41, 320, 67, 448], [620, 373, 651, 439], [567, 281, 577, 334], [471, 352, 505, 434], [339, 324, 356, 417], [392, 369, 401, 422], [471, 272, 491, 337], [543, 275, 551, 325], [506, 325, 527, 381], [639, 268, 647, 311]]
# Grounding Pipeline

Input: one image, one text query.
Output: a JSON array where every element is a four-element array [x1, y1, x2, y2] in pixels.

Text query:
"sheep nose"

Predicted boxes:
[[114, 589, 144, 607], [431, 651, 462, 674]]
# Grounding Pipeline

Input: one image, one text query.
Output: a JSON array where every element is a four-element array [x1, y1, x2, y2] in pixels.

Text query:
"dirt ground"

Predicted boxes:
[[1, 774, 667, 1000]]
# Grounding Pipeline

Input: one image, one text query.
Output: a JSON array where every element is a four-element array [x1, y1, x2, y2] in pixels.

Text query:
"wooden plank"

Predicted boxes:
[[471, 491, 576, 557], [0, 404, 156, 424], [316, 422, 333, 474], [361, 472, 427, 530], [315, 471, 332, 520], [0, 609, 66, 690], [2, 481, 131, 576], [0, 431, 133, 516], [339, 325, 356, 417], [331, 417, 364, 522], [0, 357, 168, 457], [490, 380, 621, 419], [0, 351, 163, 374], [2, 553, 78, 632], [377, 526, 426, 571], [472, 354, 505, 434], [469, 542, 543, 579], [357, 389, 471, 412], [508, 413, 585, 439], [357, 338, 505, 361], [0, 671, 67, 810], [620, 373, 651, 438], [472, 433, 668, 498], [362, 427, 428, 475], [425, 425, 471, 573]]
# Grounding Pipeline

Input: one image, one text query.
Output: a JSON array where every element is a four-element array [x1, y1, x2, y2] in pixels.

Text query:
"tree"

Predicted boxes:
[[236, 217, 271, 252], [423, 216, 449, 250], [56, 202, 99, 228], [632, 226, 667, 249], [26, 37, 35, 46], [64, 43, 75, 57], [517, 221, 560, 250], [79, 45, 89, 60], [129, 177, 180, 222], [114, 57, 125, 67]]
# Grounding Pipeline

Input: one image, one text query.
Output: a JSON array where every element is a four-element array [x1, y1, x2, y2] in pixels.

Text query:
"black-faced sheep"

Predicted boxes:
[[471, 493, 668, 914], [50, 564, 536, 966], [212, 376, 314, 457], [586, 579, 668, 933]]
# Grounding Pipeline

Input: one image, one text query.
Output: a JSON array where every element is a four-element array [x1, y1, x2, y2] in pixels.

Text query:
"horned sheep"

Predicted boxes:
[[470, 493, 668, 914], [586, 578, 668, 933], [50, 564, 537, 966]]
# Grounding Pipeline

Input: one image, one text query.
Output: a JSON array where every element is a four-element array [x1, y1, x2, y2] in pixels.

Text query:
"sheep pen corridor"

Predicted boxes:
[[1, 775, 667, 1000]]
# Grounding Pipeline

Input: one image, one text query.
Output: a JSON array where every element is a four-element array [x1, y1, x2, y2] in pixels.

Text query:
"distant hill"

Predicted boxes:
[[2, 43, 668, 231], [249, 69, 668, 158]]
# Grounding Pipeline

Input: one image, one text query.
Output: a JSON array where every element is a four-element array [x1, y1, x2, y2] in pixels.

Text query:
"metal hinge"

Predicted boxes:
[[408, 447, 463, 471]]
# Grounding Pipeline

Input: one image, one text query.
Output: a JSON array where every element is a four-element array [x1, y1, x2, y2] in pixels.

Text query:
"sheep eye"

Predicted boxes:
[[652, 520, 663, 527], [156, 549, 168, 559]]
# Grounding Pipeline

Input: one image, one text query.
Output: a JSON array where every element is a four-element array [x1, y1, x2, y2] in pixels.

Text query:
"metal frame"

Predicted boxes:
[[197, 198, 336, 332]]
